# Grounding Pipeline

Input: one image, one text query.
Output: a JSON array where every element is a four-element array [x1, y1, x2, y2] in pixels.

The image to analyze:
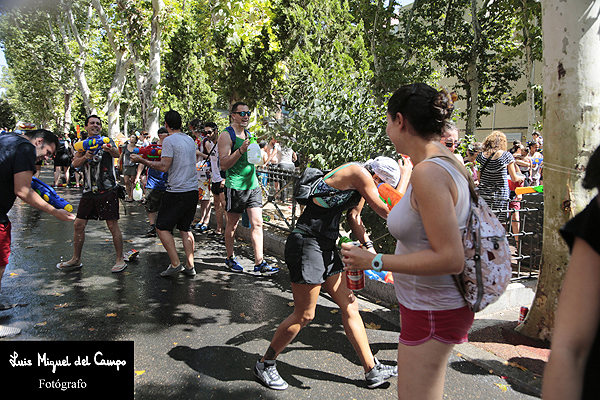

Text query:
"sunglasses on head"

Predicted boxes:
[[233, 111, 251, 117]]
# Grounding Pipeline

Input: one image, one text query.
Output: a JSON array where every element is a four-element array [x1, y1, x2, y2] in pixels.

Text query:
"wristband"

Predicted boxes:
[[238, 148, 243, 155], [371, 253, 383, 272], [363, 240, 374, 249]]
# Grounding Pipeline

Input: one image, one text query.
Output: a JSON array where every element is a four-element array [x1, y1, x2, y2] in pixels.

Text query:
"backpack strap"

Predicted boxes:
[[424, 148, 478, 202], [224, 126, 250, 153]]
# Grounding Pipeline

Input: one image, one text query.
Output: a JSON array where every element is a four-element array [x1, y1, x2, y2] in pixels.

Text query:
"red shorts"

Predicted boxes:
[[398, 303, 474, 346], [0, 222, 11, 266]]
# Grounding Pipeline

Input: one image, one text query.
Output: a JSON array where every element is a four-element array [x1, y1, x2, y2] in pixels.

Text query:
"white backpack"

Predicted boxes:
[[430, 153, 512, 312]]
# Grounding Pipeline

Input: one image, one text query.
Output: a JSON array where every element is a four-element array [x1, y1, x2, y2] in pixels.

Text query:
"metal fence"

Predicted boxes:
[[255, 168, 542, 281]]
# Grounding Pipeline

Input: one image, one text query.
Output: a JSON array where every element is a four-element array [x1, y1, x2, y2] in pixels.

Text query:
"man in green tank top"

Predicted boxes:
[[217, 101, 279, 276]]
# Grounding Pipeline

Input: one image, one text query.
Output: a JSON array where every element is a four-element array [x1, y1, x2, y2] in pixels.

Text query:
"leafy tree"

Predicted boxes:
[[207, 0, 283, 109], [350, 0, 440, 101], [0, 96, 16, 129], [161, 0, 218, 124]]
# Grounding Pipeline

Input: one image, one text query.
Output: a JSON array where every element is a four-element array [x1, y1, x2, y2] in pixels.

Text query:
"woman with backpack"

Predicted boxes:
[[341, 83, 474, 400], [254, 156, 408, 391]]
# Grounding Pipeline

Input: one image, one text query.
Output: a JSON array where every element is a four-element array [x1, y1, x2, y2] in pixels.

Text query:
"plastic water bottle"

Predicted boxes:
[[246, 135, 262, 164]]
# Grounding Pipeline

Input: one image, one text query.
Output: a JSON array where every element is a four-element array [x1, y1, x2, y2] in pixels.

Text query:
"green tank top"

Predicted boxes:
[[225, 135, 259, 190]]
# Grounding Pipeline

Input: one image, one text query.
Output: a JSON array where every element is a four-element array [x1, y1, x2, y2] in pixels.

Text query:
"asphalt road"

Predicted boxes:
[[0, 169, 539, 399]]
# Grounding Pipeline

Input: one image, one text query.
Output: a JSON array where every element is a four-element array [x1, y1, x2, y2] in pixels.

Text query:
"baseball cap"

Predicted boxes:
[[365, 156, 401, 188]]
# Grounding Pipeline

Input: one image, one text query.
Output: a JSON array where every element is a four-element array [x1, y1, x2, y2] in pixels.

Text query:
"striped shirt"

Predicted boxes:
[[476, 151, 515, 210]]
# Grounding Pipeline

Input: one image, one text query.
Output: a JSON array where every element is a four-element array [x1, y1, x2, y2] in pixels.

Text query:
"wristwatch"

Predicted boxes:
[[372, 253, 384, 272]]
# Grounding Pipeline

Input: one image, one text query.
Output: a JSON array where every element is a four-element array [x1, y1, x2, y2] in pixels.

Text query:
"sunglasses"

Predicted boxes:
[[233, 111, 251, 117], [445, 141, 457, 148]]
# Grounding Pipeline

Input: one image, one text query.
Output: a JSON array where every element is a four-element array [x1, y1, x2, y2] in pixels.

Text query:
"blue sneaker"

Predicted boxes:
[[225, 256, 244, 272], [254, 261, 280, 276]]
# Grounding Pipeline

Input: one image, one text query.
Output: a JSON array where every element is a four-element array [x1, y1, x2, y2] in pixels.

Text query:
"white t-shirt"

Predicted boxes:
[[161, 132, 198, 193]]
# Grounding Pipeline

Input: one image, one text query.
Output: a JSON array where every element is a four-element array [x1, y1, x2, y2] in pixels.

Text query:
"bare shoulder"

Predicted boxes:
[[411, 161, 453, 191]]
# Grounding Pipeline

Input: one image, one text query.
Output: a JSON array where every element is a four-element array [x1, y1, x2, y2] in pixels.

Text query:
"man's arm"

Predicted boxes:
[[218, 131, 249, 171], [13, 171, 75, 221], [130, 154, 173, 173]]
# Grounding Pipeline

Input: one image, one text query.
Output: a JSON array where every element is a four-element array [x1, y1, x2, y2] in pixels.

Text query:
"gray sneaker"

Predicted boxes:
[[160, 264, 184, 277], [183, 266, 196, 276], [254, 360, 288, 390], [365, 357, 397, 388]]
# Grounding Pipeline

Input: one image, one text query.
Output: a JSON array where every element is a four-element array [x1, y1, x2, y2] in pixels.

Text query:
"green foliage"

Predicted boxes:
[[207, 0, 283, 108], [0, 96, 16, 128], [161, 3, 218, 123]]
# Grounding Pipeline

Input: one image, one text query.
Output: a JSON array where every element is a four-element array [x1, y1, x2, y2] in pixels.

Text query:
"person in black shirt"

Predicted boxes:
[[0, 129, 75, 337], [543, 144, 600, 400]]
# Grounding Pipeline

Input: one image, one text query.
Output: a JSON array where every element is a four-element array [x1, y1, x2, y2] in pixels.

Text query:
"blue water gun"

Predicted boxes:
[[31, 177, 73, 212], [74, 136, 110, 154]]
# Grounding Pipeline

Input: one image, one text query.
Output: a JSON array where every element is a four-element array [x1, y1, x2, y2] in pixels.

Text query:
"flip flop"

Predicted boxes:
[[111, 263, 127, 273], [56, 261, 83, 271]]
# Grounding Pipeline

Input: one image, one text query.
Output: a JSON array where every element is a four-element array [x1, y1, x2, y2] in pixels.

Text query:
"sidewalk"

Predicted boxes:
[[226, 219, 546, 397], [459, 307, 547, 397]]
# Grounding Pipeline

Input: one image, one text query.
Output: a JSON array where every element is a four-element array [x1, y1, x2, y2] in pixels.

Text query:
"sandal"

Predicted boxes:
[[111, 263, 128, 273], [56, 261, 83, 271]]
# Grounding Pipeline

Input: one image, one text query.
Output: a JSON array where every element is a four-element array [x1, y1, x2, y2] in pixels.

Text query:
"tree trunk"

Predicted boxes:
[[105, 52, 132, 138], [63, 90, 72, 136], [145, 0, 163, 135], [465, 0, 480, 137], [131, 0, 162, 134], [516, 0, 600, 340], [522, 0, 536, 136], [91, 0, 132, 139], [62, 1, 97, 116]]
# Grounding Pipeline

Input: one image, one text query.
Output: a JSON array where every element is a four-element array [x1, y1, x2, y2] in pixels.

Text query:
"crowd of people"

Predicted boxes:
[[9, 84, 598, 400]]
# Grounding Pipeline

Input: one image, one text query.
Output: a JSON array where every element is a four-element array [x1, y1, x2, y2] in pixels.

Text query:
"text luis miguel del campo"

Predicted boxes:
[[2, 341, 133, 398]]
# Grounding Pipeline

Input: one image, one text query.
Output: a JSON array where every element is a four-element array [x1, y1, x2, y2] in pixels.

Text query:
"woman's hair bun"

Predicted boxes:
[[431, 90, 456, 122]]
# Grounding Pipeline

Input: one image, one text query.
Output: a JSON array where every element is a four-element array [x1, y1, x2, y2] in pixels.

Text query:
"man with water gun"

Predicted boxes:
[[57, 115, 127, 274], [0, 129, 75, 337]]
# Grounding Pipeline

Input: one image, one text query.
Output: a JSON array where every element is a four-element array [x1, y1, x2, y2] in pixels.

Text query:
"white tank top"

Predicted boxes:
[[388, 158, 470, 311]]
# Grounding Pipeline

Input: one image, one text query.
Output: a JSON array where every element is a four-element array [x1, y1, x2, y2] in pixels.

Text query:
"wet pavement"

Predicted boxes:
[[0, 168, 540, 399]]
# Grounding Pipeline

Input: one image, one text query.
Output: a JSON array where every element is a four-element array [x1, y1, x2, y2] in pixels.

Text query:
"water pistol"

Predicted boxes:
[[515, 185, 543, 195], [31, 177, 73, 212], [133, 144, 161, 160], [74, 136, 110, 153], [378, 183, 403, 210]]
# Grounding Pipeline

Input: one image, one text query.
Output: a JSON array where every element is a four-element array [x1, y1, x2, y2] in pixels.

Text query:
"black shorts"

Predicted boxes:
[[211, 181, 225, 195], [285, 232, 343, 285], [224, 187, 262, 214], [54, 154, 72, 167], [155, 190, 198, 232], [77, 189, 120, 221], [144, 188, 165, 214]]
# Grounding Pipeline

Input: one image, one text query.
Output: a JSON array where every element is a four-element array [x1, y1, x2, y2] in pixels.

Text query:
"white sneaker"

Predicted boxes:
[[254, 360, 288, 390], [0, 325, 21, 338]]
